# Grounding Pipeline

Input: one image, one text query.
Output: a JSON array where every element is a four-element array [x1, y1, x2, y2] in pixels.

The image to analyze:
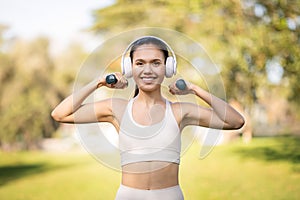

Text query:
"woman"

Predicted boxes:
[[51, 36, 245, 200]]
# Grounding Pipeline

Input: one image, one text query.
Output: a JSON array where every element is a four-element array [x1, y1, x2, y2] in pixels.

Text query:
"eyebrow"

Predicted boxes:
[[134, 58, 163, 63]]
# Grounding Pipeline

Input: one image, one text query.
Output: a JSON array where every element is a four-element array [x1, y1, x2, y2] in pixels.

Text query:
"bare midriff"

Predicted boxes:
[[121, 161, 179, 190]]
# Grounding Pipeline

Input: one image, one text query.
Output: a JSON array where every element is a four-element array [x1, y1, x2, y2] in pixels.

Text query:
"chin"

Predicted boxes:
[[138, 83, 161, 92]]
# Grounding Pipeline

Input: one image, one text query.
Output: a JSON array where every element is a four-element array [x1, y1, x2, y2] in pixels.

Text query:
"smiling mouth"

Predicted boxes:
[[140, 77, 157, 84], [141, 77, 156, 81]]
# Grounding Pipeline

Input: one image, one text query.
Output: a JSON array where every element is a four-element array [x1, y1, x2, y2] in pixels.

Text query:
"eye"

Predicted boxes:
[[152, 61, 162, 67], [136, 62, 144, 66]]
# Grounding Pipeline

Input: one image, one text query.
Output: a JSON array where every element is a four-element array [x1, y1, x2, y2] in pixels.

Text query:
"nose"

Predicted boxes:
[[143, 63, 152, 73]]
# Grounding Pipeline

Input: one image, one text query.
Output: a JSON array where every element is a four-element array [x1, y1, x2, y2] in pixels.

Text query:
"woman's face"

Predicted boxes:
[[132, 44, 166, 92]]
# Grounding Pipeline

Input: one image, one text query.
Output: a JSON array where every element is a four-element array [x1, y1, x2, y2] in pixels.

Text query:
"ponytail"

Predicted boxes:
[[133, 85, 139, 98]]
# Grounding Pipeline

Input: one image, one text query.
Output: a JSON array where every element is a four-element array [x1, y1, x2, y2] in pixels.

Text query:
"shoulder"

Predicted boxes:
[[169, 101, 192, 125], [169, 101, 207, 127], [93, 98, 129, 127], [169, 101, 196, 115]]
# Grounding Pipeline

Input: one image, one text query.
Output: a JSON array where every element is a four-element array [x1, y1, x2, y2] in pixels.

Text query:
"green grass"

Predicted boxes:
[[180, 136, 300, 200], [1, 136, 300, 200]]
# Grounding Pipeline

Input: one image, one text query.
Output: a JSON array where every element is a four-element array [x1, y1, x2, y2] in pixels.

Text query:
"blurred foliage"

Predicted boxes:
[[0, 32, 86, 150], [91, 0, 300, 108]]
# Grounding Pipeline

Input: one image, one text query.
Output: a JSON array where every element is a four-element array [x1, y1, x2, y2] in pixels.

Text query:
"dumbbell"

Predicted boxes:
[[175, 79, 187, 90], [105, 74, 118, 84]]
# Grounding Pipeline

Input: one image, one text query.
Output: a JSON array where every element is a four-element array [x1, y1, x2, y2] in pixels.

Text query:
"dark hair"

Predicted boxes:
[[129, 37, 169, 98]]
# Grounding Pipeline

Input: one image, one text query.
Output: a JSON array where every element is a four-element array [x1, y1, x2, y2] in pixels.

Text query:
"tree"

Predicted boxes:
[[0, 37, 55, 149], [90, 0, 300, 135], [0, 30, 87, 150], [91, 0, 299, 102]]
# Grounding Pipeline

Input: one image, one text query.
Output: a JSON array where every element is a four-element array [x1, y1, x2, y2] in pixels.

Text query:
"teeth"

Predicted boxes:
[[142, 77, 154, 81]]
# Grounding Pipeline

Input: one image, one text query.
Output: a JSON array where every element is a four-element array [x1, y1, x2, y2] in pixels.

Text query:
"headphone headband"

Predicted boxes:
[[121, 36, 177, 78]]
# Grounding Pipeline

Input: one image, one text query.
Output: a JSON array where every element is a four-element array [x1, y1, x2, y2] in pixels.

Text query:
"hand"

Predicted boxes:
[[97, 72, 128, 89], [168, 79, 194, 95]]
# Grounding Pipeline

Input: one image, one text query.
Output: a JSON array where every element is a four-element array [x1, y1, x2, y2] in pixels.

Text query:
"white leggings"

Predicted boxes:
[[115, 184, 184, 200]]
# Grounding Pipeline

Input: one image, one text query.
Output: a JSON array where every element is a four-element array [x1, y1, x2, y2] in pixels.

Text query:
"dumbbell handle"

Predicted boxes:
[[105, 74, 118, 84], [175, 79, 187, 90]]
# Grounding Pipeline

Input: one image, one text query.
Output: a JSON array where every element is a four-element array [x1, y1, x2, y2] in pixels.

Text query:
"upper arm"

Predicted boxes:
[[179, 102, 232, 130], [54, 99, 115, 124]]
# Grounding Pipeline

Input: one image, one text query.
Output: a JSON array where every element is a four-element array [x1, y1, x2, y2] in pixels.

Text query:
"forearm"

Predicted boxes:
[[51, 79, 99, 121], [190, 84, 245, 129]]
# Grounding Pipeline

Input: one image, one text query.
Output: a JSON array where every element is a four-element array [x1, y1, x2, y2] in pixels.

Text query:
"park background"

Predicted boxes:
[[0, 0, 299, 199]]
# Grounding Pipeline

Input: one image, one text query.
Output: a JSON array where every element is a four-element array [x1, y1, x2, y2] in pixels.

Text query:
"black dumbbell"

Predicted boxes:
[[175, 79, 187, 90], [106, 74, 118, 84]]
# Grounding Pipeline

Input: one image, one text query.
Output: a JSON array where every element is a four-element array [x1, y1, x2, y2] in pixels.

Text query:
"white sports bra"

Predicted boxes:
[[119, 98, 181, 166]]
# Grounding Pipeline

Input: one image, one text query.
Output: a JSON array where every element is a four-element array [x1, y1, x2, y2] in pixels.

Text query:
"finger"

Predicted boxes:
[[119, 79, 127, 88], [169, 89, 175, 95], [107, 84, 114, 88], [114, 79, 127, 89], [169, 87, 178, 95], [114, 72, 123, 81], [168, 84, 176, 91]]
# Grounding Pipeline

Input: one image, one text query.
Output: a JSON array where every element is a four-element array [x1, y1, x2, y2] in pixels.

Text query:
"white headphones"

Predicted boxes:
[[121, 36, 177, 78]]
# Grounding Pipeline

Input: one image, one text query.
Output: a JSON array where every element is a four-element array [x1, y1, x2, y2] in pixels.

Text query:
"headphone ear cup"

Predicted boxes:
[[122, 57, 133, 78], [165, 57, 176, 78]]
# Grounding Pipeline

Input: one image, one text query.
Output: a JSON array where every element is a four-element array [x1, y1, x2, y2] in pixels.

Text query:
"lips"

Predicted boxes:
[[141, 77, 156, 83]]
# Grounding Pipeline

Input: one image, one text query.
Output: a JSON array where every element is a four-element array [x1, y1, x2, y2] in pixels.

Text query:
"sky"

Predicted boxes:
[[0, 0, 115, 53]]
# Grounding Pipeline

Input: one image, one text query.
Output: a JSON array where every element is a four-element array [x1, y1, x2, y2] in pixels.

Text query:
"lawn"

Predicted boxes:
[[0, 136, 299, 200]]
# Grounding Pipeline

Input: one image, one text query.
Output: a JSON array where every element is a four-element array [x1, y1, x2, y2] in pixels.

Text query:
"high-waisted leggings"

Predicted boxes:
[[115, 184, 184, 200]]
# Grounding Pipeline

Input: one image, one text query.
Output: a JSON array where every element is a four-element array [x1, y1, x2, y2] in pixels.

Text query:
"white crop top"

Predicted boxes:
[[119, 98, 181, 166]]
